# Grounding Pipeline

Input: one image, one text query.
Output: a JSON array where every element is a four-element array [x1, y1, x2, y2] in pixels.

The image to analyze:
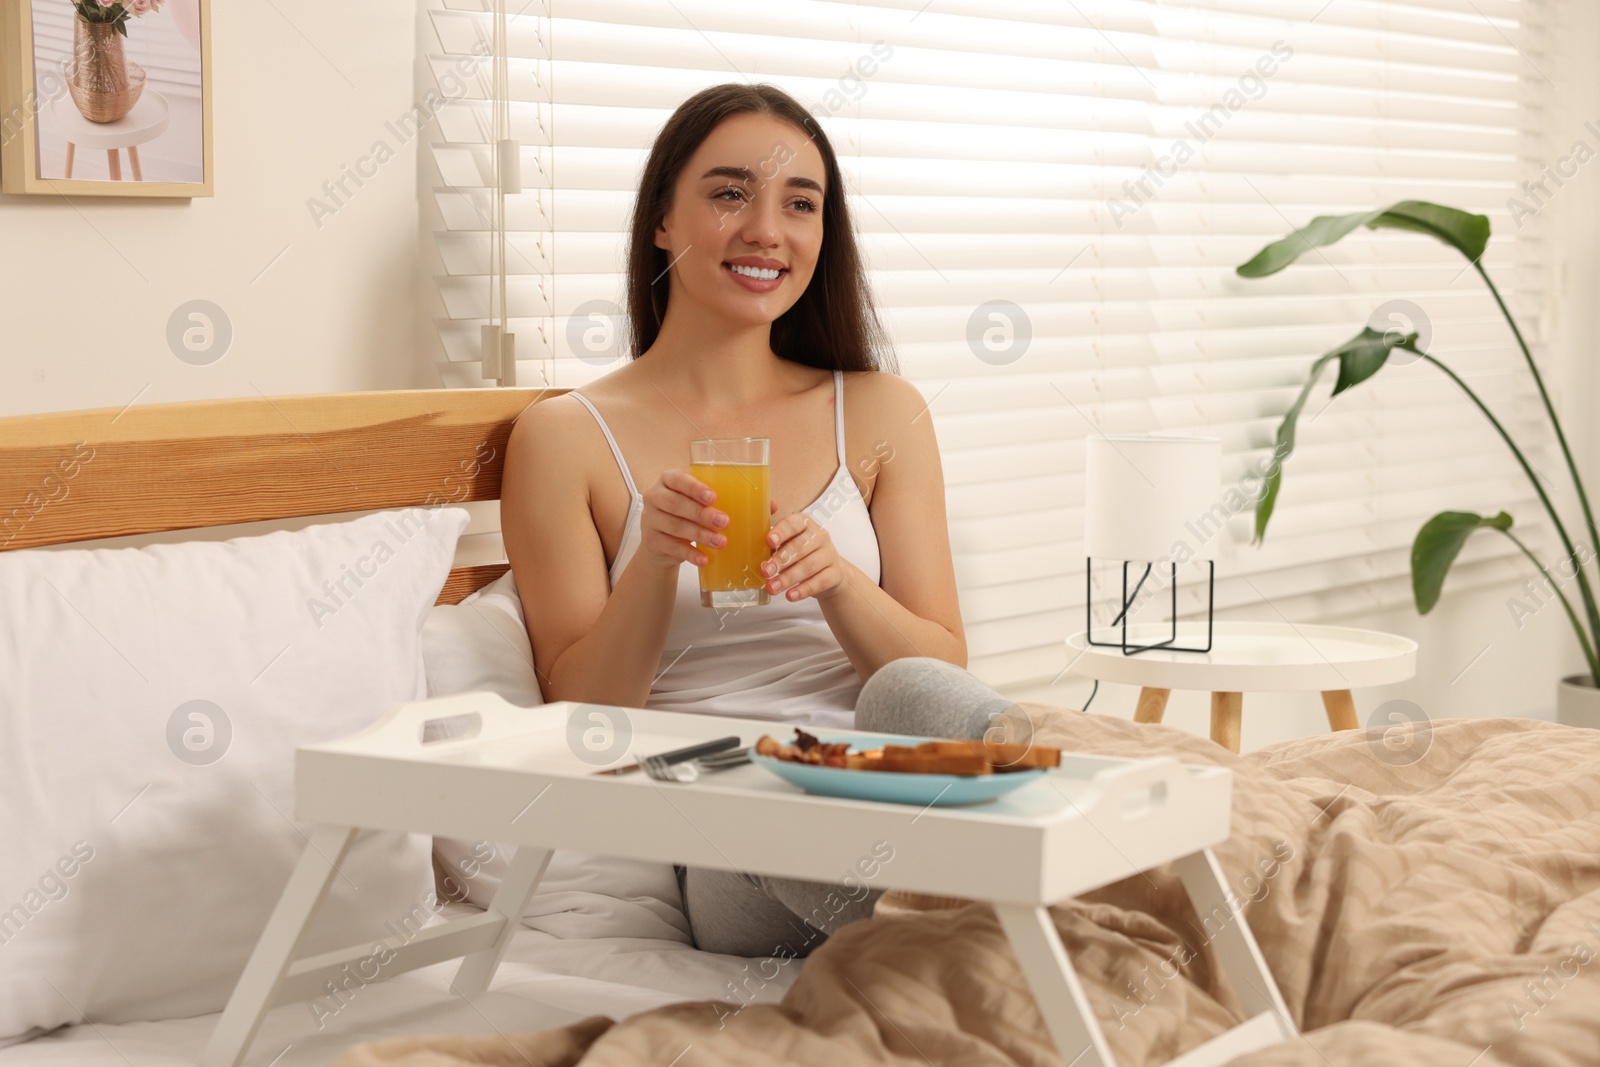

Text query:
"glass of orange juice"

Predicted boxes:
[[689, 438, 771, 608]]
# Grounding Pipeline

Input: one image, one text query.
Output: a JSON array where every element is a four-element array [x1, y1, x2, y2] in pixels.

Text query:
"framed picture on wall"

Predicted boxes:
[[0, 0, 212, 196]]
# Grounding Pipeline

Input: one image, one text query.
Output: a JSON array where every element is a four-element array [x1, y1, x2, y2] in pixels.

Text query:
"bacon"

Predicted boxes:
[[758, 729, 861, 768]]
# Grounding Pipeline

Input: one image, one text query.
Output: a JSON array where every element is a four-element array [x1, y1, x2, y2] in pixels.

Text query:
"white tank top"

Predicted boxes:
[[568, 370, 881, 730]]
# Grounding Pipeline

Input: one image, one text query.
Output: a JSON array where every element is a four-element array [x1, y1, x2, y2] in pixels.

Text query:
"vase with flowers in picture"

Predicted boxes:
[[67, 0, 163, 124]]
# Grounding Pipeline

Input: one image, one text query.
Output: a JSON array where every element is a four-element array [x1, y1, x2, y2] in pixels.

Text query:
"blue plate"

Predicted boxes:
[[750, 734, 1046, 807]]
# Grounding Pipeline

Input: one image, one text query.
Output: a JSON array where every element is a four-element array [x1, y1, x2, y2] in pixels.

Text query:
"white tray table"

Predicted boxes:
[[205, 692, 1296, 1067]]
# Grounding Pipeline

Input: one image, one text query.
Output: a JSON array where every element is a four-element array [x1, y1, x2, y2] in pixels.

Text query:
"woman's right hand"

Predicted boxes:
[[638, 469, 728, 573]]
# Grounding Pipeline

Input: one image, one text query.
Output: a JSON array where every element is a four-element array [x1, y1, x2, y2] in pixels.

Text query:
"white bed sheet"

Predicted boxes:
[[0, 909, 792, 1066]]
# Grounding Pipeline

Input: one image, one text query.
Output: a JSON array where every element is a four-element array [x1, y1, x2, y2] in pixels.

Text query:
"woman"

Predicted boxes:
[[501, 83, 1015, 959]]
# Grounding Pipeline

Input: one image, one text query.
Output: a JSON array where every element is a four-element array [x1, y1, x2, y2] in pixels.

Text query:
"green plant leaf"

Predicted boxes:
[[1236, 201, 1491, 278], [1374, 201, 1491, 262], [1412, 510, 1514, 614], [1253, 352, 1331, 546], [1254, 326, 1417, 545], [1332, 327, 1414, 395]]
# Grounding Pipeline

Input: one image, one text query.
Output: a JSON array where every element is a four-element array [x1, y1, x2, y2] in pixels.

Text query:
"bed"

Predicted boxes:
[[0, 921, 787, 1067], [4, 388, 1599, 1067], [0, 387, 793, 1064]]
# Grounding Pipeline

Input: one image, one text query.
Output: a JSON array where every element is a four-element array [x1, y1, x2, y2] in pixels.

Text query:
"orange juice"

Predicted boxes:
[[691, 459, 771, 607]]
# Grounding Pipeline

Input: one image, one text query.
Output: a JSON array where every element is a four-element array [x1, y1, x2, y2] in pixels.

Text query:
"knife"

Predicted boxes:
[[592, 735, 743, 776]]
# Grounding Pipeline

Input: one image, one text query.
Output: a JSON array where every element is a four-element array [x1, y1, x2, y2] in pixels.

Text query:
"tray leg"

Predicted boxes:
[[995, 903, 1118, 1067], [202, 825, 359, 1067], [451, 845, 552, 995], [1172, 848, 1297, 1039]]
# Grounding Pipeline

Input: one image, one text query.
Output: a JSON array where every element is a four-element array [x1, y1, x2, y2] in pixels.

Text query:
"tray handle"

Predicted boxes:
[[1083, 757, 1186, 823], [306, 692, 574, 756]]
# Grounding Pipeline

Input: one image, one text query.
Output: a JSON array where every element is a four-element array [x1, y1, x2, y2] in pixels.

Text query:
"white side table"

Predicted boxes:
[[48, 89, 169, 181], [1066, 622, 1417, 753]]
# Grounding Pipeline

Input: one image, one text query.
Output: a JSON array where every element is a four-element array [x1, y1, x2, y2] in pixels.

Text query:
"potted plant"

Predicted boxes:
[[1235, 201, 1599, 728], [67, 0, 164, 124]]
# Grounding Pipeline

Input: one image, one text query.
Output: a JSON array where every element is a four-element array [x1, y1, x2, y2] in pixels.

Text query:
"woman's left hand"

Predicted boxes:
[[762, 498, 848, 603]]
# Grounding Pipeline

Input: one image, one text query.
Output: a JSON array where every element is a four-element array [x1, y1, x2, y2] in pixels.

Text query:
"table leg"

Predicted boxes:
[[128, 144, 142, 181], [1133, 687, 1170, 724], [202, 825, 359, 1067], [64, 142, 75, 179], [994, 903, 1117, 1067], [451, 845, 552, 994], [1210, 692, 1242, 753], [107, 149, 121, 180], [1321, 690, 1359, 732]]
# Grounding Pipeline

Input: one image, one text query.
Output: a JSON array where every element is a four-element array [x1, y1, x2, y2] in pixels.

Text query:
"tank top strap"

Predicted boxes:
[[832, 369, 846, 466], [569, 392, 641, 499]]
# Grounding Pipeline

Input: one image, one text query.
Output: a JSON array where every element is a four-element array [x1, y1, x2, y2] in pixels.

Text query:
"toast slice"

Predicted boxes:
[[980, 740, 1060, 771], [902, 738, 1061, 772], [876, 750, 992, 776]]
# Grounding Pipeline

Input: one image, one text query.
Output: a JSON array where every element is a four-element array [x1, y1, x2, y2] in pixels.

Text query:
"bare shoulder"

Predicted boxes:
[[516, 363, 651, 431], [848, 367, 920, 401], [504, 391, 604, 494], [844, 369, 929, 428], [509, 391, 587, 449]]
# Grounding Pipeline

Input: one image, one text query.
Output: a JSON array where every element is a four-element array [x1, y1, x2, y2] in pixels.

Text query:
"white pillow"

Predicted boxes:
[[425, 570, 692, 944], [0, 507, 469, 1039], [421, 569, 544, 709]]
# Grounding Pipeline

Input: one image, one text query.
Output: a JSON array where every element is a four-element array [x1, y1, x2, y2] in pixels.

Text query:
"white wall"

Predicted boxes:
[[0, 1, 436, 420]]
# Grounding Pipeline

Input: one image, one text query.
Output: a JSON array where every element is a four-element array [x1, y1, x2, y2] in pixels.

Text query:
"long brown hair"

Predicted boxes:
[[624, 83, 896, 375]]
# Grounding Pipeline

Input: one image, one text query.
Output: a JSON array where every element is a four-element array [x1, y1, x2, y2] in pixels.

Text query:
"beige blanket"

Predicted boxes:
[[333, 708, 1600, 1067]]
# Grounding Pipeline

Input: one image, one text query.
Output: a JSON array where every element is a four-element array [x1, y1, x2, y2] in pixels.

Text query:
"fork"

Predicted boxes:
[[641, 746, 752, 783]]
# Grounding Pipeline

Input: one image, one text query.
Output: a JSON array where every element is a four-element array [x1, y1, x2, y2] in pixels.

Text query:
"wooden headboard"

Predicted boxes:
[[0, 387, 562, 605]]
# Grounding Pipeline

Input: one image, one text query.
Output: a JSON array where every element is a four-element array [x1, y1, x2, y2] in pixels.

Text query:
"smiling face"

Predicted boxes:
[[653, 112, 828, 329]]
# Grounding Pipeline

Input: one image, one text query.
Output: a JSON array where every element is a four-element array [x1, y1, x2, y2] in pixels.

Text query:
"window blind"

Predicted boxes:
[[420, 0, 1555, 692]]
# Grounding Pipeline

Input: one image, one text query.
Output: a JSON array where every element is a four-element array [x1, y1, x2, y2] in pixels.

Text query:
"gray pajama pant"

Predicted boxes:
[[676, 656, 1021, 959]]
